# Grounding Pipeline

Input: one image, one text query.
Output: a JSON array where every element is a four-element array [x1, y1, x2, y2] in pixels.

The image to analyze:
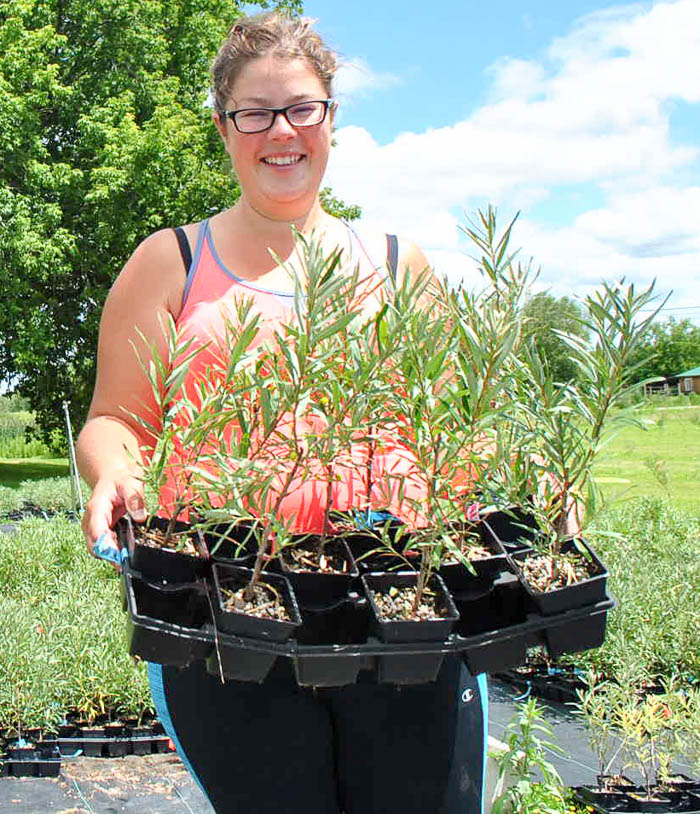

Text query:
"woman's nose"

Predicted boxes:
[[268, 110, 296, 139]]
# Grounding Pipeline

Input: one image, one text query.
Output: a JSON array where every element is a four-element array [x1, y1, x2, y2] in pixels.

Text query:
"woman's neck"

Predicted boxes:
[[232, 196, 334, 254], [211, 196, 344, 280]]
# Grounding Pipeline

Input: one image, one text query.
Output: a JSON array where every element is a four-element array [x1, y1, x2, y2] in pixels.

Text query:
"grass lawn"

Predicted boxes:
[[0, 457, 70, 488], [594, 405, 700, 517]]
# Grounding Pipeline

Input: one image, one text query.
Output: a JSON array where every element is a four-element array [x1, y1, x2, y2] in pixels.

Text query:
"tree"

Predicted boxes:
[[624, 317, 700, 383], [521, 291, 588, 382], [0, 0, 359, 447]]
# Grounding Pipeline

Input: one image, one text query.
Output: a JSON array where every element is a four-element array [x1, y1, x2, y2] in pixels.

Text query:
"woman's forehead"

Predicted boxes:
[[230, 55, 325, 105]]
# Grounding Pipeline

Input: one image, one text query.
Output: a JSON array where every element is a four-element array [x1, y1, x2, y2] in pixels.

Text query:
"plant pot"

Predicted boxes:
[[481, 506, 539, 552], [280, 536, 359, 607], [292, 593, 370, 687], [438, 522, 512, 591], [598, 775, 639, 793], [211, 563, 302, 640], [625, 791, 673, 811], [361, 571, 458, 684], [455, 570, 528, 639], [122, 566, 213, 667], [294, 592, 370, 645], [657, 774, 699, 792], [201, 520, 278, 570], [208, 563, 301, 683], [461, 628, 537, 675], [543, 603, 608, 657], [293, 648, 366, 688], [205, 642, 280, 684], [574, 784, 628, 811], [348, 529, 420, 574], [512, 537, 609, 616], [117, 515, 209, 583]]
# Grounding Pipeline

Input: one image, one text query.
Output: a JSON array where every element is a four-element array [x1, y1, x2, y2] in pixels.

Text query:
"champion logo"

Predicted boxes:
[[462, 689, 474, 703]]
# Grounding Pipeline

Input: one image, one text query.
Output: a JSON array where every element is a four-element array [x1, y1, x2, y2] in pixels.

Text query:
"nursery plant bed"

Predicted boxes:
[[0, 741, 61, 777], [573, 785, 700, 814], [494, 664, 587, 704], [118, 515, 209, 583], [56, 720, 171, 758]]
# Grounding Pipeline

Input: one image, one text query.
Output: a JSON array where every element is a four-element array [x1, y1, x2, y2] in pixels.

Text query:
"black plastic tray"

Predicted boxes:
[[121, 564, 614, 682]]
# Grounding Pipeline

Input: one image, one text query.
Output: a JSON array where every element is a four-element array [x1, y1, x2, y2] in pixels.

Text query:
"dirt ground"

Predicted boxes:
[[0, 753, 213, 813]]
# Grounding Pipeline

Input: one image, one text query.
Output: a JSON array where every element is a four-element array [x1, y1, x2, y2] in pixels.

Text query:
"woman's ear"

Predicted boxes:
[[213, 111, 228, 141]]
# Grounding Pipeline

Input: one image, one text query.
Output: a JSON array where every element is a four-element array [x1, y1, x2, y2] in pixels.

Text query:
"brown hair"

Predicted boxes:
[[211, 12, 337, 112]]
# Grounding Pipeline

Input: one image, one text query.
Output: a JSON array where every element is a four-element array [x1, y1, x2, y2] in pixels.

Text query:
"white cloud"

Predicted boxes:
[[333, 57, 400, 103], [325, 0, 700, 312]]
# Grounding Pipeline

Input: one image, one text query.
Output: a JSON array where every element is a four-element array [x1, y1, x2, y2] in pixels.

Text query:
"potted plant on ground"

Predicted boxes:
[[574, 668, 637, 808], [575, 669, 700, 813]]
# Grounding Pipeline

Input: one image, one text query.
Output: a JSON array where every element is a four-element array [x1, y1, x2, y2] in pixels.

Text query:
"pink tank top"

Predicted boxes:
[[159, 219, 434, 531]]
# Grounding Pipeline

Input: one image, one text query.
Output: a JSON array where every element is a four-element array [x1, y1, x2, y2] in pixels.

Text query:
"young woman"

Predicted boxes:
[[77, 13, 488, 813]]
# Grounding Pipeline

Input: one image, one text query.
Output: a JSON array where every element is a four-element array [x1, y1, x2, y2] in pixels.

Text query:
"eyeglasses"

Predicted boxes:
[[220, 99, 334, 134]]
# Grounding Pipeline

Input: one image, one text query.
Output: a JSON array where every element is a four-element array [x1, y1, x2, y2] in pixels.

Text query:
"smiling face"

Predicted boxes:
[[215, 53, 333, 221]]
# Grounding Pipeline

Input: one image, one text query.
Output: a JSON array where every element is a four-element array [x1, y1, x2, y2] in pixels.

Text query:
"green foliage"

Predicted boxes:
[[564, 498, 700, 679], [494, 280, 661, 552], [522, 292, 588, 382], [0, 485, 23, 514], [0, 476, 87, 513], [0, 0, 309, 448], [576, 671, 700, 797], [626, 317, 700, 382], [19, 475, 86, 512], [491, 698, 569, 814], [319, 186, 361, 221], [0, 516, 151, 732], [0, 393, 30, 413], [0, 411, 51, 457]]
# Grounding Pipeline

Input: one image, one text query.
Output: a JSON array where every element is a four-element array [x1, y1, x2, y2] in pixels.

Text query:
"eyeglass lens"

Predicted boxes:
[[234, 101, 327, 133]]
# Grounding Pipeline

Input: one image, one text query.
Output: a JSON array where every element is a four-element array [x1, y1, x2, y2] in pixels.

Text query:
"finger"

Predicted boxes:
[[118, 478, 147, 524]]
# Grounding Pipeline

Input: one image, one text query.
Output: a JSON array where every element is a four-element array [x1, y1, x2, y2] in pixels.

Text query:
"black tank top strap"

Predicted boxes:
[[173, 226, 192, 274]]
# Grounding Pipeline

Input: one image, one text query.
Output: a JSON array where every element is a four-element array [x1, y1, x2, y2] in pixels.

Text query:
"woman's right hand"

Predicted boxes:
[[82, 470, 147, 569]]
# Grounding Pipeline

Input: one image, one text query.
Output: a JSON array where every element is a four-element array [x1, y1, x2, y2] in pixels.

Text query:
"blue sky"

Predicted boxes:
[[297, 0, 700, 322]]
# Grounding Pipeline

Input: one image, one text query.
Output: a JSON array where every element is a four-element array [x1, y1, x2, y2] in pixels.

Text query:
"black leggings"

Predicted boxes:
[[149, 656, 487, 813]]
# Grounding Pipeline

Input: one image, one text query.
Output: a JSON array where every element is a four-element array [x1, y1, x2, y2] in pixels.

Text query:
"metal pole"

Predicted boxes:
[[63, 401, 83, 513]]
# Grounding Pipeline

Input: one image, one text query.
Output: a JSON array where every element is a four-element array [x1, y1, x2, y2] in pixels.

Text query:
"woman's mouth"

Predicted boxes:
[[261, 154, 304, 166]]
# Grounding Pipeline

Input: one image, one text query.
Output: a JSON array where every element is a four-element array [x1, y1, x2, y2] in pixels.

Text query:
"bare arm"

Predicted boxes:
[[77, 228, 187, 558]]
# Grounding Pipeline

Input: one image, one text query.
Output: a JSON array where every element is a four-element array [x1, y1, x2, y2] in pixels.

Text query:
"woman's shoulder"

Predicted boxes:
[[110, 223, 202, 318]]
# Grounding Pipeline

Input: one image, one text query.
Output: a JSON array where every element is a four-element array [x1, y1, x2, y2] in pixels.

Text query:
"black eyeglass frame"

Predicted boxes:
[[220, 99, 335, 134]]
